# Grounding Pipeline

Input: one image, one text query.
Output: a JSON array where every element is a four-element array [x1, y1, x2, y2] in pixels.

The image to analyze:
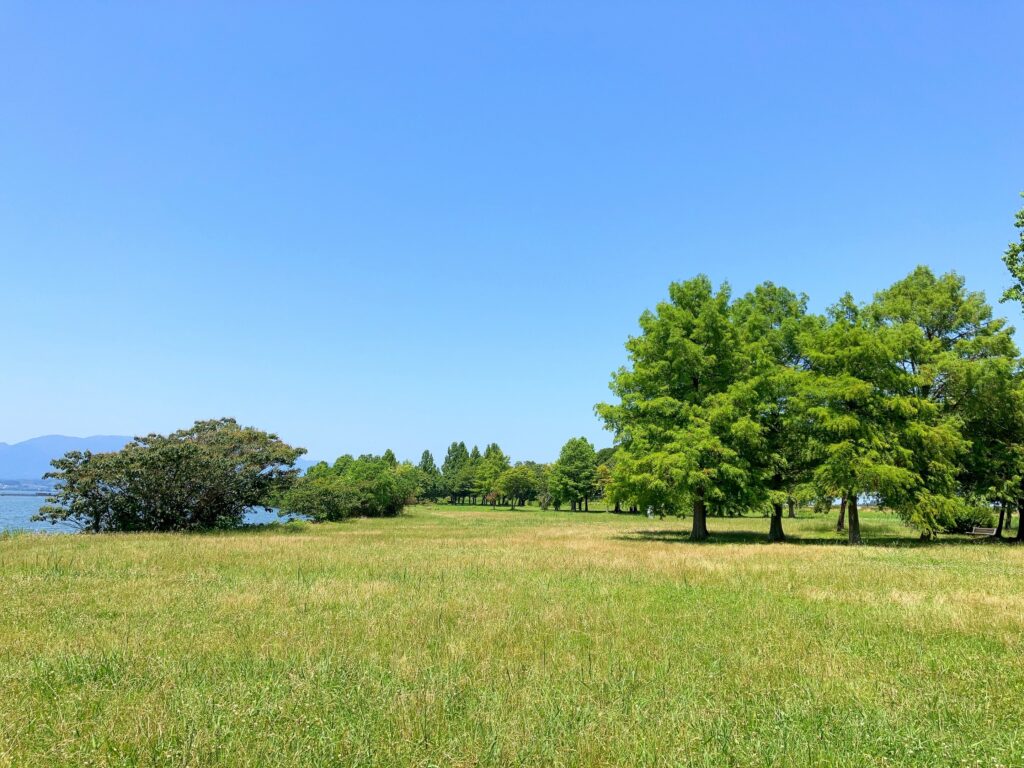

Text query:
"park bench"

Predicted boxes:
[[969, 526, 997, 537]]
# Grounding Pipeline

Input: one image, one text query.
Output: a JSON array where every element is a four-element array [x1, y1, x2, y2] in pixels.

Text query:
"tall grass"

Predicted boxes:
[[1, 506, 1022, 767]]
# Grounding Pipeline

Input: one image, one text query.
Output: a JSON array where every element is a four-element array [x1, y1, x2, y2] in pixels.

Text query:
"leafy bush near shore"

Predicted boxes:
[[35, 419, 305, 532]]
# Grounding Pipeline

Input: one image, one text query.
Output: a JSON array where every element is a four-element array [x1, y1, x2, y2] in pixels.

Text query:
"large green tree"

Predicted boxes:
[[731, 282, 821, 541], [799, 294, 967, 543], [37, 419, 305, 532], [597, 276, 749, 539]]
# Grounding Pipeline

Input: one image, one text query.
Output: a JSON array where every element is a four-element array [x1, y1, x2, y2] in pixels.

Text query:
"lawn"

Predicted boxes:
[[1, 506, 1022, 767]]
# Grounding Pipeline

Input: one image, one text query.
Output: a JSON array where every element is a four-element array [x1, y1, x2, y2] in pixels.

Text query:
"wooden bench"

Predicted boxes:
[[969, 526, 997, 537]]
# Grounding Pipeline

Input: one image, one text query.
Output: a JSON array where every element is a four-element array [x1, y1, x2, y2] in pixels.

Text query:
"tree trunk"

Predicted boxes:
[[691, 491, 709, 541], [1017, 500, 1024, 541], [614, 501, 621, 513], [768, 502, 785, 542], [847, 493, 861, 545], [996, 502, 1006, 538], [837, 495, 847, 532], [584, 497, 589, 512], [787, 498, 796, 518]]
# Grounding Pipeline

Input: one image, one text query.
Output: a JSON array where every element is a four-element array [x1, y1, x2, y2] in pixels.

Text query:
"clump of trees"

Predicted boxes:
[[598, 253, 1024, 543], [279, 452, 420, 520], [428, 437, 608, 511], [36, 419, 305, 531]]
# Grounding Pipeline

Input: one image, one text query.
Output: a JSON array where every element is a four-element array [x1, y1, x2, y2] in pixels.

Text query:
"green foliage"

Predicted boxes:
[[940, 501, 996, 534], [549, 437, 597, 510], [1000, 192, 1024, 304], [35, 419, 305, 532], [600, 263, 1023, 542], [279, 454, 416, 520], [496, 464, 536, 508], [416, 450, 444, 502], [476, 443, 510, 503]]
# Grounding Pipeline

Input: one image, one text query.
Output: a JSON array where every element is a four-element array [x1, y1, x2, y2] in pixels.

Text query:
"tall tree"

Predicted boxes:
[[731, 282, 821, 542], [799, 295, 961, 543], [417, 450, 443, 502], [476, 443, 511, 505], [872, 267, 1016, 536], [597, 276, 748, 539], [441, 442, 469, 504], [549, 437, 598, 511]]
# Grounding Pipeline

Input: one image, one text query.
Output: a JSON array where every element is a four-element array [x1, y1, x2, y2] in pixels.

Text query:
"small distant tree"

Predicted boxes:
[[497, 464, 536, 509], [417, 450, 444, 502], [476, 443, 511, 505], [549, 437, 598, 511], [441, 442, 470, 504]]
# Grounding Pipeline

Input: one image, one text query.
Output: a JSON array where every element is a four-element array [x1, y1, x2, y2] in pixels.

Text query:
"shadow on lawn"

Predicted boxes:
[[616, 527, 1021, 548]]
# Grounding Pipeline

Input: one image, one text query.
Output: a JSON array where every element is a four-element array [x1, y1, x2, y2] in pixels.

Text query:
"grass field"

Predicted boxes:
[[1, 506, 1023, 767]]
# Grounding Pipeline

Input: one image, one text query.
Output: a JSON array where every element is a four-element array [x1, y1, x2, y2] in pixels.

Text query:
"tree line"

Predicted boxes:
[[597, 196, 1024, 543], [279, 436, 613, 520]]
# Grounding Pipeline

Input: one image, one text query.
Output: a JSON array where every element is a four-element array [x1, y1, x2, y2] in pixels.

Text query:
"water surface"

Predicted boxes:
[[0, 495, 288, 533]]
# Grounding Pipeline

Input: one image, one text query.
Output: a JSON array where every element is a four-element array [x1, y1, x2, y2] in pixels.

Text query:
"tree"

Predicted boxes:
[[417, 450, 444, 502], [731, 282, 820, 542], [36, 419, 305, 532], [871, 267, 1017, 537], [441, 442, 469, 504], [476, 443, 511, 505], [497, 464, 536, 509], [597, 276, 748, 539], [279, 453, 414, 520], [799, 295, 959, 543], [549, 437, 598, 511]]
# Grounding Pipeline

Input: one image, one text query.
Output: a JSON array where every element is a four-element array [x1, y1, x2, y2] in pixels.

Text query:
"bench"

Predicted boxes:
[[969, 526, 997, 537]]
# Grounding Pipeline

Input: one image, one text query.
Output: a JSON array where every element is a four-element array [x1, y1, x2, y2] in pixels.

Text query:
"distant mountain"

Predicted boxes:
[[0, 435, 132, 481], [0, 434, 319, 483]]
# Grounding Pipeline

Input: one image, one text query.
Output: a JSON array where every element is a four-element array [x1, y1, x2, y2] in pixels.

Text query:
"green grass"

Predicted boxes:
[[1, 506, 1022, 767]]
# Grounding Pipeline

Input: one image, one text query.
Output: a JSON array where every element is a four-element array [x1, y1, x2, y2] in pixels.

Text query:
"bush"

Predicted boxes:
[[279, 454, 417, 521], [941, 503, 996, 534]]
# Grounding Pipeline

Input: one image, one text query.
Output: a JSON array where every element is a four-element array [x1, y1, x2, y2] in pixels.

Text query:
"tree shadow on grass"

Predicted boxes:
[[615, 528, 1020, 548]]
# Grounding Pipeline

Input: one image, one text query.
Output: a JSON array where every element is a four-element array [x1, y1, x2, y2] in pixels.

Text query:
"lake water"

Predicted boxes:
[[0, 495, 289, 533]]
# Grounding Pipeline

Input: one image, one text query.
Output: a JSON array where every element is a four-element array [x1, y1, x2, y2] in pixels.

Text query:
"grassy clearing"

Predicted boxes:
[[1, 506, 1022, 767]]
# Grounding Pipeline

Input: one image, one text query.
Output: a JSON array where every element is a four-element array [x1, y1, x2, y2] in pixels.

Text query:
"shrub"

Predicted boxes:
[[279, 454, 417, 520], [941, 503, 996, 534]]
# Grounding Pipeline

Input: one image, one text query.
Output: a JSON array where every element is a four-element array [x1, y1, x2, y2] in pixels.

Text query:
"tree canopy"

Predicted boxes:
[[36, 419, 305, 532]]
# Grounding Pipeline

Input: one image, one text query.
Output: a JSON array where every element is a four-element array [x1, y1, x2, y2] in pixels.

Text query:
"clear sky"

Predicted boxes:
[[2, 1, 1022, 463]]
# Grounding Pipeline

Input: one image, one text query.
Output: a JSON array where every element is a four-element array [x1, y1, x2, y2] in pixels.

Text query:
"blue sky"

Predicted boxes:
[[2, 1, 1022, 463]]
